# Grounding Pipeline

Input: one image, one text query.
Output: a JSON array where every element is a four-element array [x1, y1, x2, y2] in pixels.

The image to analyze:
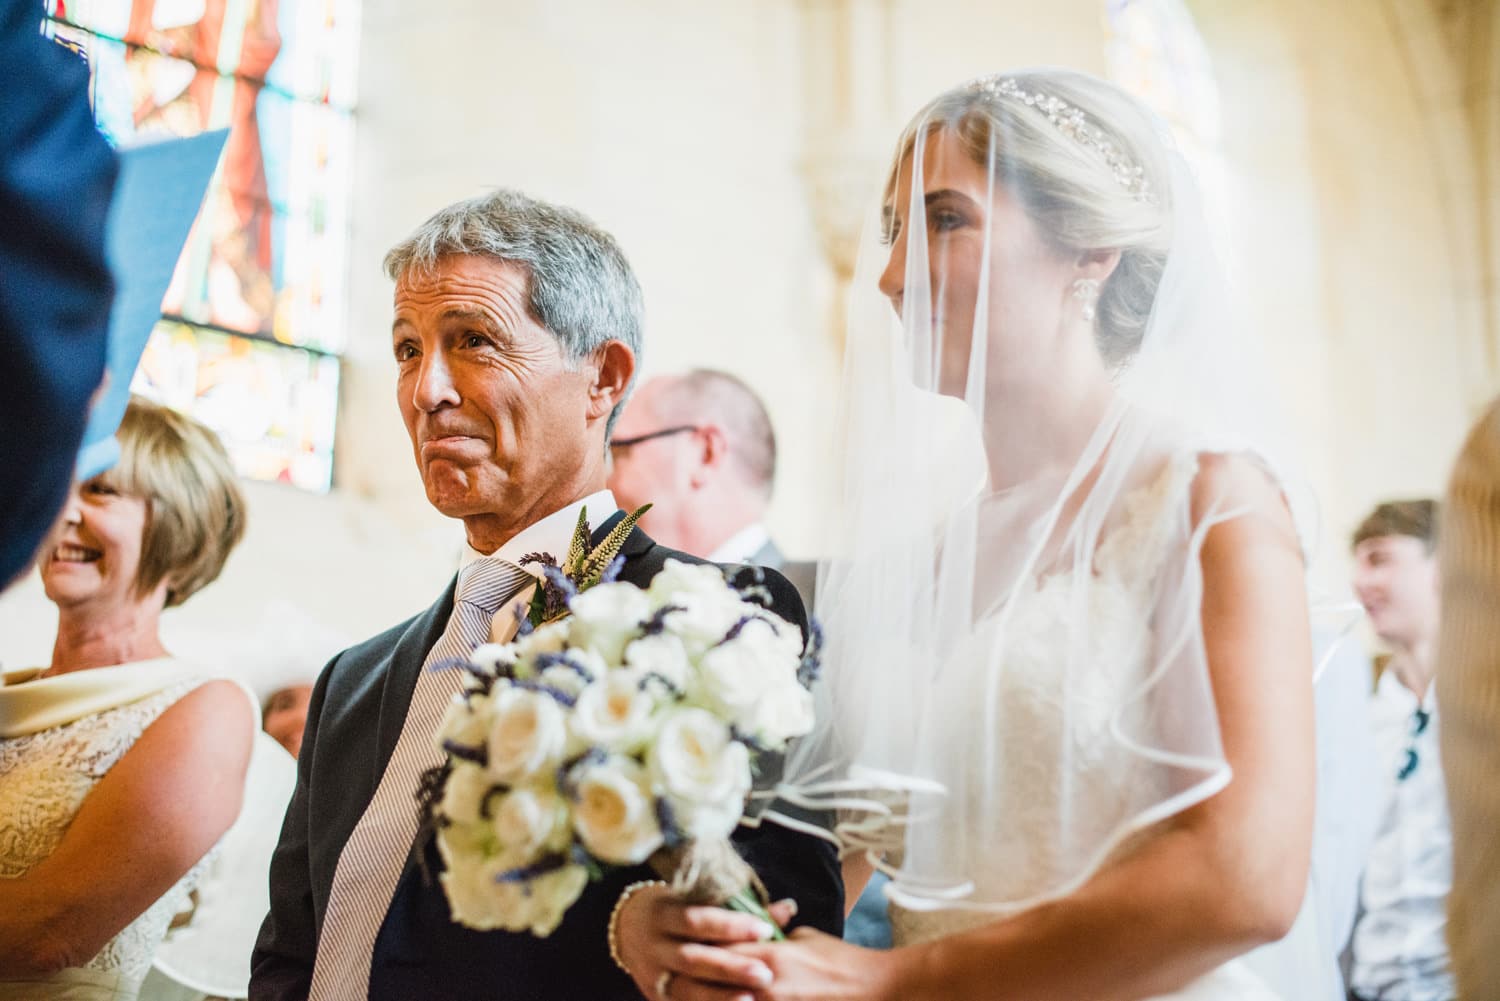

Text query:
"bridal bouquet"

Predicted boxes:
[[419, 508, 820, 937]]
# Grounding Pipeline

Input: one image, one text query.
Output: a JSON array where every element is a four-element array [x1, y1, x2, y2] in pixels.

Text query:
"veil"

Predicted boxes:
[[761, 68, 1331, 996]]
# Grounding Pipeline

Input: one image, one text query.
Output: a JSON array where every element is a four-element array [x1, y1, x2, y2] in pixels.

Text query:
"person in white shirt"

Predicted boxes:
[[1348, 499, 1454, 1001], [607, 369, 809, 582]]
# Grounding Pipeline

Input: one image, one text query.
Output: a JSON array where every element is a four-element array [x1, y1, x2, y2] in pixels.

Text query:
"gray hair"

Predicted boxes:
[[383, 189, 645, 436], [657, 369, 777, 497]]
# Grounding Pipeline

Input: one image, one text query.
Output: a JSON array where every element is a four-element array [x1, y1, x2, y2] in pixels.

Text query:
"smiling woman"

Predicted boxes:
[[0, 396, 256, 1001]]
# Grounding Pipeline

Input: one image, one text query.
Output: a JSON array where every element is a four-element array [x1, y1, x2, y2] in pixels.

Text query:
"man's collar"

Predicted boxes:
[[461, 489, 620, 577], [707, 521, 772, 564]]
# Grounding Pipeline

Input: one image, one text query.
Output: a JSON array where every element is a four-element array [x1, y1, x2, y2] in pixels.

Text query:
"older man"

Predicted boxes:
[[249, 191, 840, 1001], [609, 370, 815, 602]]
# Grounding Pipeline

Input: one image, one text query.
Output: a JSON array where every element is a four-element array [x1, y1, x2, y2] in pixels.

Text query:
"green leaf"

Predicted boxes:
[[527, 583, 548, 628]]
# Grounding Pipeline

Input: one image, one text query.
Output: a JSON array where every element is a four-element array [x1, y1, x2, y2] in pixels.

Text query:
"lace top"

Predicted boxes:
[[0, 679, 215, 1000]]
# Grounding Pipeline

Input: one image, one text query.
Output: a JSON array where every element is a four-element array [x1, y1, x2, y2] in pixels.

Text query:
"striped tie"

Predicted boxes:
[[309, 557, 535, 1000]]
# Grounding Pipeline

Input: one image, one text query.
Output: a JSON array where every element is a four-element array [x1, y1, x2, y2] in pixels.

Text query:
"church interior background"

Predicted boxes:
[[4, 0, 1497, 699]]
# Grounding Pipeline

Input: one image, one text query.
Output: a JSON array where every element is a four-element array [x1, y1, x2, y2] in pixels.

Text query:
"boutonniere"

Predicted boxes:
[[518, 504, 651, 629]]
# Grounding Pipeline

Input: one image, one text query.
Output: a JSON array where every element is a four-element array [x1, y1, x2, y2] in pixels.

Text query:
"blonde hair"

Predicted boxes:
[[887, 69, 1174, 368], [98, 396, 246, 607]]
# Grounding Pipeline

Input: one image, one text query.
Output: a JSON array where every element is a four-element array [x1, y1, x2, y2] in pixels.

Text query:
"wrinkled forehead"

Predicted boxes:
[[392, 253, 531, 306]]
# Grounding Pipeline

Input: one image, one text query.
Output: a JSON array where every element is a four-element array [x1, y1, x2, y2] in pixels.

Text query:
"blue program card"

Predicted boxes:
[[75, 128, 228, 481]]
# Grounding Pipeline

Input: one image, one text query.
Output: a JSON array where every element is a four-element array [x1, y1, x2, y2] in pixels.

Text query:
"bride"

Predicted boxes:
[[647, 69, 1327, 1000]]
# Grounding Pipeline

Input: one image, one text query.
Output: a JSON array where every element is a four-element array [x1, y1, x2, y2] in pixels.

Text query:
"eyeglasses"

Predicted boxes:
[[609, 426, 700, 451]]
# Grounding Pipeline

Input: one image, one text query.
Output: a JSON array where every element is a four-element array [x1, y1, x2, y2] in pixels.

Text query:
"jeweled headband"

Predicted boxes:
[[969, 75, 1155, 203]]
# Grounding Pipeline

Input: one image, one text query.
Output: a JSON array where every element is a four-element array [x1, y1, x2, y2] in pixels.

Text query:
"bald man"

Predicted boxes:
[[607, 369, 814, 598]]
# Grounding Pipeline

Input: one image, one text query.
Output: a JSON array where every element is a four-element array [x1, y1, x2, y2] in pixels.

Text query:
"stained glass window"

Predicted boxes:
[[1104, 0, 1220, 154], [44, 0, 359, 492], [1104, 0, 1238, 259]]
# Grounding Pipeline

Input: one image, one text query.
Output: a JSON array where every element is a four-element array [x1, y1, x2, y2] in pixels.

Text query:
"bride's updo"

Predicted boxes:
[[892, 68, 1175, 368]]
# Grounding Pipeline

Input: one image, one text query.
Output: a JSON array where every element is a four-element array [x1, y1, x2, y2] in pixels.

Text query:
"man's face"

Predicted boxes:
[[1352, 534, 1440, 647], [264, 683, 313, 758], [393, 255, 602, 522], [606, 379, 695, 541]]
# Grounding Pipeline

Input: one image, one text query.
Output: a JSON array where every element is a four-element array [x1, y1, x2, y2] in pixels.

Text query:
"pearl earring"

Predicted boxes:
[[1072, 278, 1100, 323]]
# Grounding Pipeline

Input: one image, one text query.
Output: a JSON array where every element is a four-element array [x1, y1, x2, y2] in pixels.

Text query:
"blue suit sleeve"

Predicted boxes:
[[0, 8, 115, 585]]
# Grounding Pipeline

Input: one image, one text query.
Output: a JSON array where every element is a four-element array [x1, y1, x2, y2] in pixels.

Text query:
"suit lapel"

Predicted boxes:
[[374, 577, 457, 769]]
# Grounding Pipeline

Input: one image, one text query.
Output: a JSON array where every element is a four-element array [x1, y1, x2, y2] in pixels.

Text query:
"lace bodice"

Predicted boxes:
[[884, 452, 1285, 999], [0, 680, 215, 998]]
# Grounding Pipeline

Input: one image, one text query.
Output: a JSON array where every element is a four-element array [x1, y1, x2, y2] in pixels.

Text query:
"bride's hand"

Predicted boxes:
[[613, 883, 793, 1001], [732, 929, 899, 1001]]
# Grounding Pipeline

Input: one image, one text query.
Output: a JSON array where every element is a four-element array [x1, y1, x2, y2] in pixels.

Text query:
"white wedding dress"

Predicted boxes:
[[883, 452, 1316, 1000]]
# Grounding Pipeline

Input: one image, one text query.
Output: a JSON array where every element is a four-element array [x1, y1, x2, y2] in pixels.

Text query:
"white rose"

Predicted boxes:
[[570, 754, 663, 865], [435, 692, 489, 752], [742, 677, 816, 747], [435, 814, 494, 868], [439, 761, 500, 827], [540, 647, 607, 689], [513, 621, 571, 677], [646, 559, 733, 607], [521, 863, 591, 936], [728, 604, 804, 661], [648, 708, 752, 841], [664, 594, 746, 660], [437, 807, 588, 936], [693, 628, 798, 728], [643, 561, 738, 643], [485, 683, 569, 783], [536, 663, 591, 702], [571, 670, 660, 753], [438, 852, 517, 930], [567, 583, 652, 663], [468, 642, 517, 676], [490, 785, 572, 863], [623, 633, 692, 693]]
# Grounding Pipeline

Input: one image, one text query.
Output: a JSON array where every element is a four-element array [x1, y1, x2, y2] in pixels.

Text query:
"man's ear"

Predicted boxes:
[[586, 340, 636, 422], [689, 424, 728, 489]]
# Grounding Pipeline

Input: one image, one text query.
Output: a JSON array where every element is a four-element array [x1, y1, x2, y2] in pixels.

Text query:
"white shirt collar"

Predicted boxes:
[[1374, 665, 1438, 712], [460, 489, 620, 577], [707, 521, 772, 564]]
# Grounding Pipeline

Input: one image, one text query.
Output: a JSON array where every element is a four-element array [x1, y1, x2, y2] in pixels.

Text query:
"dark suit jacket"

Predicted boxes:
[[251, 514, 842, 1001], [749, 539, 816, 613], [0, 8, 116, 586]]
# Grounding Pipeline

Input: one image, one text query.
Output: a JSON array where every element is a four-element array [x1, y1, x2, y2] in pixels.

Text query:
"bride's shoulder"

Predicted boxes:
[[1187, 449, 1300, 544]]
